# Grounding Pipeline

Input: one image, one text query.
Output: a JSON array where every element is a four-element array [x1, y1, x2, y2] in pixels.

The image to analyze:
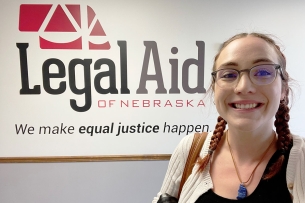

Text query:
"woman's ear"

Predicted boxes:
[[281, 84, 288, 101], [280, 93, 285, 101], [280, 87, 288, 104]]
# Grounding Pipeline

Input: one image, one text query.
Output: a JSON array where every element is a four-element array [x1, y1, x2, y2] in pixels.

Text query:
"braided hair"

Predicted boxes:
[[264, 99, 292, 179], [197, 116, 227, 172]]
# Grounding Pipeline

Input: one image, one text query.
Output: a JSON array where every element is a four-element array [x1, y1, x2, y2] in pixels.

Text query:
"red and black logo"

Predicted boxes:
[[19, 4, 110, 50], [17, 4, 206, 113]]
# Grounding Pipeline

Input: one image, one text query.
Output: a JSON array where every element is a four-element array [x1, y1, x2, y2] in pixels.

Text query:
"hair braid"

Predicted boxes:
[[264, 100, 292, 179], [197, 116, 227, 172]]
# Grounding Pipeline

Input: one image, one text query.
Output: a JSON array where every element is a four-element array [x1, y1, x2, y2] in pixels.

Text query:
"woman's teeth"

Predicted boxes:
[[234, 103, 258, 109]]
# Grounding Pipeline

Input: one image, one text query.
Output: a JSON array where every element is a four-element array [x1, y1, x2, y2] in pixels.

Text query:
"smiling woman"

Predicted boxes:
[[153, 33, 305, 203]]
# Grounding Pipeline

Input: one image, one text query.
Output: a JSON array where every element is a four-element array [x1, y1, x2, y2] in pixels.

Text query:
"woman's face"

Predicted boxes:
[[214, 36, 284, 132]]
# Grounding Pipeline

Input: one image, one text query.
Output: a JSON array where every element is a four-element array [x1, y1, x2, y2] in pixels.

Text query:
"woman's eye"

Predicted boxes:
[[255, 69, 271, 76], [220, 71, 238, 79]]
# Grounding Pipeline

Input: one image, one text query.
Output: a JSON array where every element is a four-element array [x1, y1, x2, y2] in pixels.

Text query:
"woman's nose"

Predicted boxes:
[[233, 73, 256, 94]]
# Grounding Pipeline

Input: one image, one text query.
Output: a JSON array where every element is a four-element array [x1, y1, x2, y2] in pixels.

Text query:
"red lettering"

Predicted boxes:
[[197, 99, 205, 107], [187, 100, 193, 107], [154, 100, 161, 107], [143, 100, 150, 107], [164, 100, 173, 107], [176, 100, 183, 107], [132, 100, 139, 107], [98, 100, 106, 107]]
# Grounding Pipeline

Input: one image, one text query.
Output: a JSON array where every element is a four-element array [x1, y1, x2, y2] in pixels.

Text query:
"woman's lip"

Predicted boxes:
[[229, 101, 264, 109], [229, 100, 262, 104]]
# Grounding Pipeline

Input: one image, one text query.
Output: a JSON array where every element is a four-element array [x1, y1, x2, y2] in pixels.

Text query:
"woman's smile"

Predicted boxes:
[[229, 102, 263, 110]]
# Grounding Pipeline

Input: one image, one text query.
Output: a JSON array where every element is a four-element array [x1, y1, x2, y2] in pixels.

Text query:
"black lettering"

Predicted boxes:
[[39, 126, 51, 134], [94, 59, 118, 94], [69, 59, 92, 112], [117, 41, 130, 94], [15, 124, 34, 134], [42, 58, 66, 94], [17, 43, 40, 94]]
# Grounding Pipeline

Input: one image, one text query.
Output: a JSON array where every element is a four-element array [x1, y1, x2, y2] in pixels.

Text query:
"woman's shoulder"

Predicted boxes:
[[291, 134, 305, 150], [287, 134, 305, 177], [173, 132, 212, 155], [170, 133, 196, 161], [288, 134, 305, 163], [287, 134, 305, 202]]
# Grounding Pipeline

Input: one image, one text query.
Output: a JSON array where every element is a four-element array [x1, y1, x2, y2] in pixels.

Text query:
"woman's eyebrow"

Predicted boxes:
[[219, 58, 274, 67], [219, 62, 238, 67], [218, 58, 274, 69], [252, 58, 274, 64]]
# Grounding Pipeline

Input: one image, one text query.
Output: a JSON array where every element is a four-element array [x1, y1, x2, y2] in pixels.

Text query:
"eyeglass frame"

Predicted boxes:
[[211, 64, 286, 88]]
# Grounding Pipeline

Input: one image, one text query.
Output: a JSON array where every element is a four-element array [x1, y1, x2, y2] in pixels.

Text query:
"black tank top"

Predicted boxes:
[[195, 144, 292, 203]]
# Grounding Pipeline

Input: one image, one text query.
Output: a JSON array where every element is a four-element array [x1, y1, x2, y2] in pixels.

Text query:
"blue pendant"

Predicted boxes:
[[236, 183, 247, 200]]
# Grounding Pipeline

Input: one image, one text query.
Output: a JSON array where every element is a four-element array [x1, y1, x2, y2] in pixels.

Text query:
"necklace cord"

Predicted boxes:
[[226, 131, 275, 185]]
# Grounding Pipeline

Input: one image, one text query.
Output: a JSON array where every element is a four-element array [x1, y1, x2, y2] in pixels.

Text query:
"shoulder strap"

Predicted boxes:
[[177, 132, 208, 199]]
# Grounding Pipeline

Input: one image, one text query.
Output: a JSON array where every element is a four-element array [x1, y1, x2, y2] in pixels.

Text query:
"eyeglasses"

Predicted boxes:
[[211, 64, 285, 88]]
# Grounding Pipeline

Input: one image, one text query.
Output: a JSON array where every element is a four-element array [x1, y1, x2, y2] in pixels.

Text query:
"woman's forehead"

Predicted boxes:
[[215, 36, 279, 69]]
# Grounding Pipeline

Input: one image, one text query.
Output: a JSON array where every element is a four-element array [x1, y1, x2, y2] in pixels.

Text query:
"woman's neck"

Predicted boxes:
[[224, 127, 276, 163]]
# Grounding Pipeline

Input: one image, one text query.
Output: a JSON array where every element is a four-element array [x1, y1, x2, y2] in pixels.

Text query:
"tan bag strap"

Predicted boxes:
[[177, 132, 208, 199]]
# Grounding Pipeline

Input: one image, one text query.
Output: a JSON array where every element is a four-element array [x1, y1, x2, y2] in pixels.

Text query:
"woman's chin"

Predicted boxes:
[[226, 118, 271, 132]]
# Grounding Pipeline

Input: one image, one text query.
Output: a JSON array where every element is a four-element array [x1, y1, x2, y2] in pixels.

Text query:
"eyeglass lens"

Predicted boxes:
[[215, 64, 278, 88]]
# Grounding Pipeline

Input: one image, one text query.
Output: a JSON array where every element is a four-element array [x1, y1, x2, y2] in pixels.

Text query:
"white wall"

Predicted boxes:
[[0, 161, 168, 203], [1, 0, 305, 157]]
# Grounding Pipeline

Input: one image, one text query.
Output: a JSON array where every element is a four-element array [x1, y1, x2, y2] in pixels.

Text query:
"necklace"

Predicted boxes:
[[226, 131, 275, 200]]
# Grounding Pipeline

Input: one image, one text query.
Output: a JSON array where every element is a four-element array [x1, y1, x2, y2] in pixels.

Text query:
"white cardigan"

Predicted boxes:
[[152, 133, 305, 203]]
